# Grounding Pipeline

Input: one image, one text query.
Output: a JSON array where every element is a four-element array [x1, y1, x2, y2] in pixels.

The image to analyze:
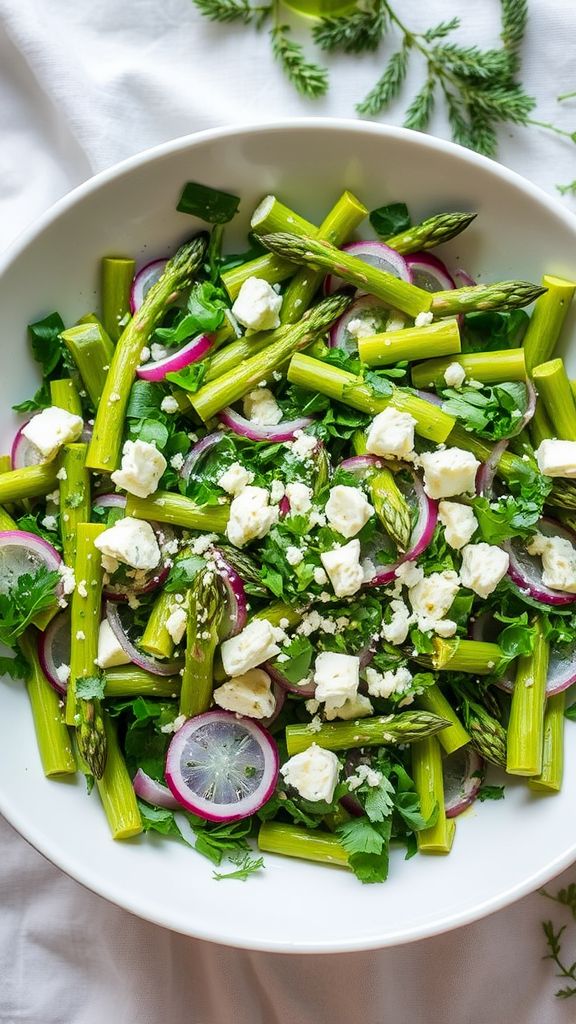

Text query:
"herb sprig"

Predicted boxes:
[[541, 883, 576, 999]]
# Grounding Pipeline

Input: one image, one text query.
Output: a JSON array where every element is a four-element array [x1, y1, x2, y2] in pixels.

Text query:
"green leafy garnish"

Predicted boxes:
[[369, 202, 411, 237], [176, 181, 240, 223], [461, 309, 529, 353], [477, 785, 505, 802], [0, 652, 30, 681], [13, 312, 72, 412], [213, 851, 265, 881], [165, 361, 208, 393], [155, 282, 228, 346], [441, 382, 528, 440], [0, 567, 60, 648], [76, 676, 106, 701]]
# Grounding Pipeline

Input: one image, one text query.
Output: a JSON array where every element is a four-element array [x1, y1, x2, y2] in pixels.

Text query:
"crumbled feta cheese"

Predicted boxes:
[[226, 486, 278, 548], [535, 439, 576, 478], [313, 566, 328, 586], [231, 276, 283, 332], [381, 599, 412, 645], [75, 630, 85, 641], [96, 619, 131, 669], [56, 467, 68, 481], [269, 479, 285, 504], [150, 343, 167, 362], [55, 664, 71, 685], [46, 489, 60, 504], [140, 346, 151, 363], [192, 533, 218, 556], [408, 570, 460, 634], [280, 744, 340, 803], [460, 542, 510, 598], [285, 481, 313, 515], [325, 485, 374, 539], [296, 610, 322, 637], [41, 515, 57, 531], [111, 439, 167, 499], [160, 714, 187, 735], [366, 665, 413, 699], [243, 387, 283, 426], [394, 561, 424, 589], [290, 430, 317, 461], [309, 510, 327, 529], [438, 500, 478, 549], [526, 532, 576, 593], [58, 564, 76, 595], [160, 395, 179, 415], [443, 362, 466, 388], [415, 311, 434, 328], [420, 447, 480, 499], [320, 539, 364, 598], [94, 517, 161, 571], [218, 462, 255, 496], [220, 619, 281, 677], [347, 763, 383, 791], [165, 606, 188, 644], [21, 406, 83, 461], [213, 668, 276, 719], [346, 316, 378, 340], [170, 452, 185, 471], [108, 392, 121, 404], [77, 579, 88, 598], [324, 693, 373, 720], [365, 407, 416, 460], [313, 651, 360, 708], [305, 699, 320, 714], [286, 545, 304, 566]]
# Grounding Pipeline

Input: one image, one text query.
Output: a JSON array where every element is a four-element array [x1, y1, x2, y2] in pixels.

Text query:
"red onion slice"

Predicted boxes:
[[324, 240, 413, 295], [180, 431, 224, 482], [133, 768, 181, 810], [265, 660, 316, 698], [329, 295, 392, 354], [339, 454, 385, 479], [475, 439, 509, 497], [260, 681, 286, 729], [38, 610, 70, 696], [405, 252, 456, 293], [130, 259, 168, 313], [451, 268, 477, 288], [105, 601, 183, 676], [505, 517, 576, 606], [0, 531, 62, 597], [137, 333, 213, 382], [414, 389, 444, 408], [212, 548, 248, 638], [506, 379, 536, 438], [218, 407, 314, 443], [93, 493, 127, 512], [165, 709, 279, 822], [360, 467, 438, 587], [11, 423, 45, 470], [444, 746, 485, 818]]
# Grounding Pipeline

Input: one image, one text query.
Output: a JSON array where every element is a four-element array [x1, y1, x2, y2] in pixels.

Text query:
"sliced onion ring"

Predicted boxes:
[[505, 518, 576, 606], [329, 295, 392, 354], [406, 252, 456, 293], [212, 548, 248, 638], [451, 268, 477, 288], [260, 680, 286, 729], [473, 611, 576, 696], [11, 423, 45, 470], [324, 240, 413, 295], [133, 768, 181, 810], [444, 746, 485, 818], [38, 610, 70, 696], [218, 407, 314, 443], [105, 601, 183, 676], [476, 440, 509, 497], [130, 259, 168, 313], [180, 432, 224, 482], [0, 531, 62, 599], [137, 333, 213, 382]]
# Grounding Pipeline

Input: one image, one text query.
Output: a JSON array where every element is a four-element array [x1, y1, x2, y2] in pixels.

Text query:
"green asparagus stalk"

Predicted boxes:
[[189, 293, 351, 423], [528, 691, 565, 793], [522, 275, 576, 373], [104, 667, 180, 699], [425, 638, 503, 675], [412, 736, 455, 854], [411, 349, 527, 389], [384, 212, 477, 255], [0, 463, 58, 504], [101, 256, 136, 343], [96, 714, 142, 839], [58, 444, 91, 566], [257, 233, 432, 318], [140, 591, 176, 660], [18, 631, 76, 777], [351, 430, 412, 549], [288, 353, 455, 444], [359, 318, 461, 368], [0, 459, 16, 530], [258, 822, 349, 868], [546, 478, 576, 511], [50, 378, 83, 416], [250, 195, 317, 236], [60, 320, 115, 407], [180, 568, 223, 718], [253, 601, 303, 629], [460, 698, 507, 768], [221, 252, 295, 300], [204, 330, 283, 383], [126, 492, 229, 532], [507, 617, 549, 776], [280, 191, 368, 323], [415, 683, 471, 755], [285, 711, 449, 756], [87, 236, 207, 472], [430, 280, 547, 317], [532, 359, 576, 441], [530, 402, 554, 449]]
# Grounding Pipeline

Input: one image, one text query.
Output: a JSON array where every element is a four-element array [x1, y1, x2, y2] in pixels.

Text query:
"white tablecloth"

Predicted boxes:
[[1, 2, 576, 1021]]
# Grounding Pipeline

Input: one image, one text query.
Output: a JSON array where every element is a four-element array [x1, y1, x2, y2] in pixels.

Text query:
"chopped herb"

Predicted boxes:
[[177, 181, 241, 223]]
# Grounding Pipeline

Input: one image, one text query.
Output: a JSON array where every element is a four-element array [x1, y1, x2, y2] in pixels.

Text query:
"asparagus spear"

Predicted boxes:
[[257, 232, 432, 318], [180, 567, 223, 718], [461, 698, 507, 768], [411, 349, 526, 389], [18, 631, 76, 778], [412, 736, 455, 854], [424, 638, 503, 674], [126, 492, 230, 532], [50, 378, 83, 416], [101, 256, 136, 343], [0, 464, 58, 504], [104, 667, 181, 699], [258, 822, 349, 868], [58, 444, 91, 566], [250, 195, 317, 236], [532, 358, 576, 441], [430, 280, 547, 317], [285, 711, 449, 756], [140, 591, 176, 660], [60, 320, 115, 407], [369, 467, 412, 551], [507, 617, 549, 776], [87, 235, 207, 472], [96, 714, 142, 839], [415, 684, 471, 755], [528, 691, 565, 793], [547, 479, 576, 511], [384, 211, 477, 255], [359, 318, 461, 368], [522, 275, 576, 373]]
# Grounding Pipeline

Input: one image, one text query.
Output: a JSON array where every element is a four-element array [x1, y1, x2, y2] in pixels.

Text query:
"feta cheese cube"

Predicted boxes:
[[111, 439, 167, 498], [526, 532, 576, 593], [218, 461, 255, 496], [313, 566, 328, 586], [443, 362, 466, 388], [324, 693, 373, 720], [408, 570, 460, 633], [460, 542, 509, 598], [313, 651, 360, 708], [213, 668, 276, 719], [41, 515, 58, 531], [290, 430, 317, 461], [243, 388, 283, 426], [365, 407, 416, 460], [94, 517, 161, 571], [285, 482, 313, 515], [381, 599, 412, 645], [414, 311, 434, 328], [286, 545, 304, 566], [366, 665, 413, 699], [232, 276, 283, 332], [96, 619, 131, 669], [280, 743, 340, 803], [438, 500, 478, 549], [220, 619, 281, 677], [325, 485, 374, 539], [165, 606, 188, 644], [346, 316, 378, 340], [269, 480, 285, 504], [226, 486, 278, 548], [535, 439, 576, 478], [21, 406, 83, 461], [160, 396, 179, 415], [320, 539, 364, 598], [150, 342, 167, 362], [420, 447, 480, 499]]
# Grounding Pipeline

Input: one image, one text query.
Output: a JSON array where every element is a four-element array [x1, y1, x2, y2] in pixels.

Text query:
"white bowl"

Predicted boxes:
[[1, 119, 576, 953]]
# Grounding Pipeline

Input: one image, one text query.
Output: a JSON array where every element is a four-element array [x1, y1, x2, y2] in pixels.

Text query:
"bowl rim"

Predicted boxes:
[[2, 117, 576, 952]]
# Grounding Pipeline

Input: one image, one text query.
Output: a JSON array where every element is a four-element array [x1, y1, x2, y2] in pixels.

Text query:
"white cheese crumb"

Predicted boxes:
[[365, 407, 416, 460], [111, 439, 167, 498], [41, 515, 58, 531], [438, 501, 478, 550], [21, 406, 83, 461], [314, 651, 360, 708], [415, 311, 434, 328], [460, 542, 510, 598], [226, 486, 278, 548], [526, 532, 576, 593], [160, 395, 179, 415], [286, 545, 304, 566], [56, 467, 68, 481], [285, 482, 313, 515], [325, 484, 374, 539], [420, 447, 480, 499], [218, 462, 255, 496], [280, 744, 340, 803], [443, 362, 466, 388], [231, 276, 283, 332], [170, 452, 185, 471], [320, 539, 364, 598], [213, 668, 276, 719], [243, 388, 283, 426], [535, 439, 576, 478], [220, 619, 281, 677], [77, 579, 88, 598]]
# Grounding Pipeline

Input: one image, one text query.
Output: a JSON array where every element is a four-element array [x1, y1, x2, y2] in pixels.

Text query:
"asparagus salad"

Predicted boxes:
[[3, 182, 576, 885]]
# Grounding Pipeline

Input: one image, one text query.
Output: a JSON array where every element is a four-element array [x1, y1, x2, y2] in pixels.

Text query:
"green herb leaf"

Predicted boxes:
[[0, 567, 60, 648], [312, 0, 388, 55], [0, 652, 30, 680], [155, 282, 228, 346], [166, 361, 208, 393], [76, 675, 105, 701], [176, 181, 241, 223], [213, 851, 265, 881], [271, 25, 329, 98], [356, 43, 411, 117], [271, 636, 313, 686], [477, 784, 505, 802], [369, 202, 411, 237]]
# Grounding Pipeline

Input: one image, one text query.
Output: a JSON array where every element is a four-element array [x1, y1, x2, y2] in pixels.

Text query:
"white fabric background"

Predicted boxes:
[[1, 1, 576, 1021]]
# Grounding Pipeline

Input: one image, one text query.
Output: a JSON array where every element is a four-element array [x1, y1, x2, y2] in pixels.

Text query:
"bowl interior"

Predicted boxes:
[[1, 120, 576, 952]]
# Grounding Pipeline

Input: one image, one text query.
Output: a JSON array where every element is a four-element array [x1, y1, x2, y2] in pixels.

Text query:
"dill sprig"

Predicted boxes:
[[541, 883, 576, 999]]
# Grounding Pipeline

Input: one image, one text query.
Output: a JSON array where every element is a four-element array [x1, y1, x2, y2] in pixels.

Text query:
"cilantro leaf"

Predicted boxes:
[[0, 652, 30, 681], [477, 785, 505, 802], [0, 567, 60, 648], [76, 675, 105, 701], [337, 816, 393, 883], [337, 816, 386, 856], [363, 774, 395, 822]]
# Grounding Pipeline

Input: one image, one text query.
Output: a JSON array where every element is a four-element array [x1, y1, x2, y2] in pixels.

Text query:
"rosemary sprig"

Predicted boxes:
[[541, 883, 576, 999]]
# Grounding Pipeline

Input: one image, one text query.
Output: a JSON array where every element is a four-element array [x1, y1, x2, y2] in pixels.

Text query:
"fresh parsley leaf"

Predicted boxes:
[[461, 309, 529, 353], [477, 785, 505, 802], [441, 382, 528, 440], [337, 816, 386, 856], [0, 567, 60, 648], [213, 852, 264, 881], [270, 636, 313, 686], [28, 312, 66, 377], [473, 494, 541, 544], [126, 380, 166, 419], [363, 774, 395, 822], [176, 181, 240, 223], [0, 652, 30, 680], [166, 360, 209, 393], [17, 511, 63, 552], [165, 554, 205, 593], [369, 201, 411, 237], [76, 675, 105, 701], [498, 622, 534, 658], [155, 282, 228, 346], [337, 816, 393, 883], [138, 802, 191, 843], [394, 790, 435, 831], [565, 702, 576, 722]]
